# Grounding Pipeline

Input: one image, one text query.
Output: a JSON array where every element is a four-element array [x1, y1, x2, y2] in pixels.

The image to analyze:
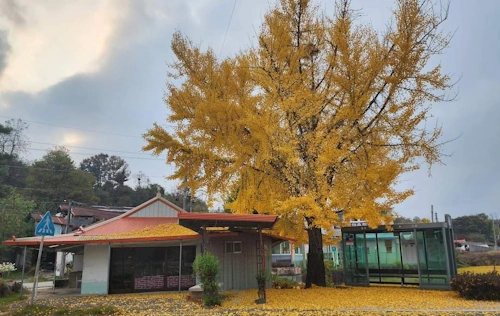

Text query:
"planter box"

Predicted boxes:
[[55, 279, 68, 288]]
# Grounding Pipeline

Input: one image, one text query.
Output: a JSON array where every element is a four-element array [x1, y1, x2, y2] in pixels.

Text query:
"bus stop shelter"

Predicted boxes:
[[341, 214, 457, 289]]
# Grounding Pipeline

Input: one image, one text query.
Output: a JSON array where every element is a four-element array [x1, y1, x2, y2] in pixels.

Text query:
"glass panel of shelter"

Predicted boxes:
[[418, 229, 448, 286], [343, 232, 369, 285], [343, 225, 454, 289]]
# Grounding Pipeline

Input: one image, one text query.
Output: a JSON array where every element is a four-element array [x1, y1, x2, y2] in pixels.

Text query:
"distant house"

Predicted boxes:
[[5, 194, 289, 294], [30, 205, 127, 275], [56, 203, 128, 231], [454, 239, 490, 252]]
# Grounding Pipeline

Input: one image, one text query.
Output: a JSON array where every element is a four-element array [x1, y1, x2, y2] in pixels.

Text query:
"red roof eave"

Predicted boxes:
[[178, 212, 277, 223], [3, 234, 200, 247]]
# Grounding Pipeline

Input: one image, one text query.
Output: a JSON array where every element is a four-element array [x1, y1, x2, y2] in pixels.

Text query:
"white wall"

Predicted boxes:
[[73, 254, 83, 272], [81, 244, 110, 294]]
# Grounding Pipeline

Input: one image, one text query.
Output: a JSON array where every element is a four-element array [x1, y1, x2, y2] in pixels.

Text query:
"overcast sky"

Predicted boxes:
[[0, 0, 499, 219]]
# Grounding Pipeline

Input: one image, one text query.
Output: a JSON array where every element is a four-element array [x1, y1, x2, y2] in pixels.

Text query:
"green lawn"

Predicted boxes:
[[2, 270, 51, 283], [0, 292, 26, 312]]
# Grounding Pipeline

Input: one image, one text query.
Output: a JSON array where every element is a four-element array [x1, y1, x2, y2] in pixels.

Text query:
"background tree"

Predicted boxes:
[[0, 122, 29, 198], [164, 188, 210, 212], [0, 191, 35, 261], [80, 153, 131, 188], [144, 0, 454, 287], [453, 213, 493, 243], [0, 119, 30, 156], [26, 147, 97, 208]]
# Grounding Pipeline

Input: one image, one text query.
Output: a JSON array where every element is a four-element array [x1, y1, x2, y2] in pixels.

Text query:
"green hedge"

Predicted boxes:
[[450, 270, 500, 301], [456, 251, 500, 267]]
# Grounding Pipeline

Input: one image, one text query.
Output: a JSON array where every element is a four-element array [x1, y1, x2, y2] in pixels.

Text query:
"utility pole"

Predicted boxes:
[[182, 177, 188, 211], [61, 200, 73, 278], [431, 205, 434, 223], [491, 214, 497, 250], [435, 212, 438, 223]]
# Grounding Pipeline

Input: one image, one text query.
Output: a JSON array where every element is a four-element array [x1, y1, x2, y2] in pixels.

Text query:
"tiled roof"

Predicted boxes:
[[71, 207, 123, 221]]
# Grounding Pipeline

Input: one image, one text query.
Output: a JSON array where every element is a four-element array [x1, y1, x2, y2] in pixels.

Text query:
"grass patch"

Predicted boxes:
[[12, 305, 120, 316], [458, 266, 498, 274], [4, 271, 51, 282], [0, 292, 26, 312]]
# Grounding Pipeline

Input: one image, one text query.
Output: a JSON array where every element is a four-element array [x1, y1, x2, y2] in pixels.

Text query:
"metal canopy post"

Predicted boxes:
[[20, 246, 27, 299], [178, 239, 183, 292], [414, 229, 422, 288], [442, 227, 452, 285], [31, 236, 45, 305]]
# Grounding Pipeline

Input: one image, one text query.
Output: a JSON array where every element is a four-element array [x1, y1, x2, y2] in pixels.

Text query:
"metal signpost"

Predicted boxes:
[[30, 211, 55, 305]]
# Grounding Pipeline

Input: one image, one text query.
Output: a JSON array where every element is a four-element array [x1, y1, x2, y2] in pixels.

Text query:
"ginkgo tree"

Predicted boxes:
[[144, 0, 454, 288]]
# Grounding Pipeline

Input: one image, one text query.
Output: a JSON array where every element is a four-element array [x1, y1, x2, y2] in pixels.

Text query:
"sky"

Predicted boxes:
[[0, 0, 499, 220]]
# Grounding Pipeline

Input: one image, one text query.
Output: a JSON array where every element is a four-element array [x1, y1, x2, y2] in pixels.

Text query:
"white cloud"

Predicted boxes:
[[0, 0, 118, 93]]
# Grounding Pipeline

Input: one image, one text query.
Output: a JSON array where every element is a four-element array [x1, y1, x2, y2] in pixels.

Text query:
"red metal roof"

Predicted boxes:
[[31, 213, 70, 226], [178, 212, 278, 231], [83, 217, 178, 235], [178, 213, 277, 222], [3, 195, 284, 248]]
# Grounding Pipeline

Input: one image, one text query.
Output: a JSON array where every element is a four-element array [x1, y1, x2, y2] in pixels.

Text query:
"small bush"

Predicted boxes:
[[271, 275, 298, 289], [192, 252, 222, 307], [10, 282, 22, 294], [450, 270, 500, 301], [0, 279, 11, 298]]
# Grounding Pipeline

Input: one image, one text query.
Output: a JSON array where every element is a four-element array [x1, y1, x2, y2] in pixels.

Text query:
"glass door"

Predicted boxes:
[[399, 232, 419, 284], [109, 248, 134, 294], [343, 232, 369, 285]]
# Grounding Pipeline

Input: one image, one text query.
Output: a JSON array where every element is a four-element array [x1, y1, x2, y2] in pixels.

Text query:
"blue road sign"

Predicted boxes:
[[35, 211, 55, 236]]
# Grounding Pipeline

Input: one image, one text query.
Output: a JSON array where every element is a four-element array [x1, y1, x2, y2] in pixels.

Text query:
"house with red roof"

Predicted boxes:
[[4, 193, 288, 295]]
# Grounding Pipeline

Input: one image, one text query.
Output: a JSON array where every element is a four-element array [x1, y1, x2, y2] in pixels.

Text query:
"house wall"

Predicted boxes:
[[207, 233, 272, 291], [81, 244, 110, 294], [73, 254, 84, 272], [129, 201, 179, 218], [71, 217, 94, 229]]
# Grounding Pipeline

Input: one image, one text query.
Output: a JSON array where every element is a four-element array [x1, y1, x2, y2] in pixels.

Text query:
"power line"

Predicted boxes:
[[220, 0, 237, 57], [27, 148, 165, 161], [0, 164, 168, 178], [30, 141, 153, 156], [0, 115, 141, 139]]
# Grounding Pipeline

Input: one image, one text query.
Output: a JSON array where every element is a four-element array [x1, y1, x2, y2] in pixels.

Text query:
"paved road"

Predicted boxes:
[[20, 281, 53, 289]]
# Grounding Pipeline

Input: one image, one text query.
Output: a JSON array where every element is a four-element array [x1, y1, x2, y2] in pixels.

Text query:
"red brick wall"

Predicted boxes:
[[134, 275, 164, 290], [166, 276, 196, 289], [134, 275, 196, 291]]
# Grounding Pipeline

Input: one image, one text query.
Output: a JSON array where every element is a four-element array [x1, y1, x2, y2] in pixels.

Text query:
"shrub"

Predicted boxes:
[[10, 281, 22, 293], [271, 275, 298, 289], [192, 252, 222, 307], [450, 270, 500, 301], [324, 260, 334, 287], [456, 251, 500, 267], [256, 269, 267, 303], [0, 279, 11, 298]]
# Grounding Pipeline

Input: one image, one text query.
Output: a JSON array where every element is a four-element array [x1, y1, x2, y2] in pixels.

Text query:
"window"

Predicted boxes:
[[225, 241, 242, 254], [282, 241, 290, 254], [385, 240, 393, 253], [233, 241, 242, 253]]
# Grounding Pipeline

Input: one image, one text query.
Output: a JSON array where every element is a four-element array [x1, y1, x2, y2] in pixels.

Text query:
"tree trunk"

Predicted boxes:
[[305, 226, 326, 288]]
